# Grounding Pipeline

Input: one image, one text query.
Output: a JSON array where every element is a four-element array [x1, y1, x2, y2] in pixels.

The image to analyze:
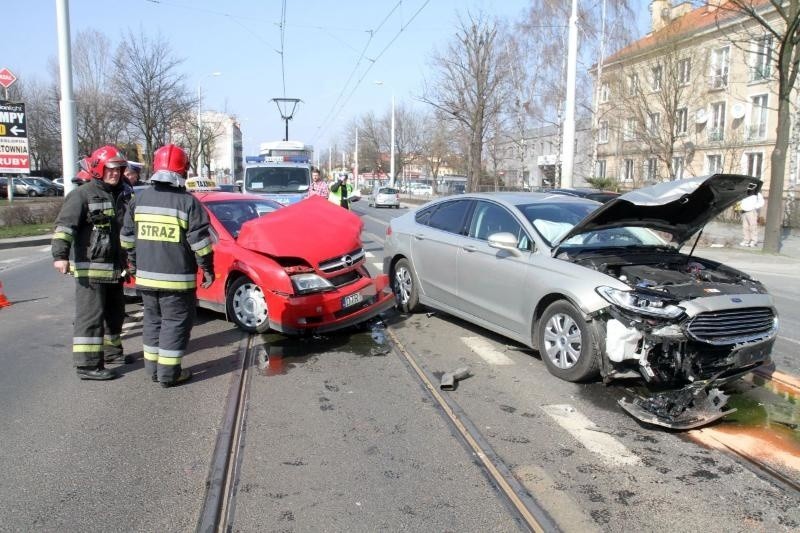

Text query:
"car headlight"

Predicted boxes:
[[290, 273, 334, 295], [596, 286, 684, 319]]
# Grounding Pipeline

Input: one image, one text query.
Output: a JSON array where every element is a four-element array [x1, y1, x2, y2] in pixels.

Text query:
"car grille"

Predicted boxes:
[[319, 247, 364, 273], [685, 307, 777, 345], [328, 270, 361, 288]]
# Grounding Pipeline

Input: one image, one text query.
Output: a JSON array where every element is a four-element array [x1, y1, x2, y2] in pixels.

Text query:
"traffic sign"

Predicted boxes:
[[0, 68, 16, 89], [0, 100, 30, 174]]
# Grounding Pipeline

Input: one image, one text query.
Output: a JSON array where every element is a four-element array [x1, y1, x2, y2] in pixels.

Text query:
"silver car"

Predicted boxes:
[[383, 174, 778, 429], [369, 186, 400, 208]]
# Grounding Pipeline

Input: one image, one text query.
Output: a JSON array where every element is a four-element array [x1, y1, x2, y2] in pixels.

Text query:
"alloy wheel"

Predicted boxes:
[[542, 312, 582, 369]]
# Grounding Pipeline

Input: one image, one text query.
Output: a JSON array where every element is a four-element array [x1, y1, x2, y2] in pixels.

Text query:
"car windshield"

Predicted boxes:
[[516, 201, 668, 248], [245, 166, 310, 194], [379, 188, 398, 194], [206, 199, 282, 237]]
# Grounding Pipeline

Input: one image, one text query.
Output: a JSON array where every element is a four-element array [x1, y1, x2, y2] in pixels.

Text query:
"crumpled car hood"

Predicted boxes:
[[236, 195, 364, 264], [555, 174, 762, 247]]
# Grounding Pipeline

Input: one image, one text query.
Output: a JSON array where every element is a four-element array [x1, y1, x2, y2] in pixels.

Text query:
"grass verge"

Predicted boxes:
[[0, 224, 53, 239]]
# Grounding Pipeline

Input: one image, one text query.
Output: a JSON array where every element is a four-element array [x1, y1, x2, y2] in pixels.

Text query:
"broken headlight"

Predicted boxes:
[[596, 286, 684, 319]]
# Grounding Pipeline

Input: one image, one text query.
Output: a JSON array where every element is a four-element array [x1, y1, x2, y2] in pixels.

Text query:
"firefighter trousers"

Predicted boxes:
[[140, 290, 196, 383], [72, 279, 125, 368]]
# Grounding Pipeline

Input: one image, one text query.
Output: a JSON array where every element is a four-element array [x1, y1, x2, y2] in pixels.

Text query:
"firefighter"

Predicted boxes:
[[52, 146, 132, 381], [120, 144, 214, 387]]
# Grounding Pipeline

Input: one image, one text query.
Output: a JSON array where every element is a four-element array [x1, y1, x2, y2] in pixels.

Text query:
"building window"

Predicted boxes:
[[748, 94, 768, 140], [750, 34, 772, 82], [598, 120, 609, 143], [600, 82, 610, 103], [647, 112, 661, 136], [745, 152, 763, 179], [624, 159, 635, 181], [671, 156, 684, 180], [676, 107, 688, 135], [627, 73, 639, 96], [710, 46, 730, 89], [623, 118, 636, 141], [596, 159, 607, 178], [707, 154, 723, 173], [678, 57, 691, 85], [645, 158, 658, 181], [709, 101, 726, 142], [651, 65, 662, 91]]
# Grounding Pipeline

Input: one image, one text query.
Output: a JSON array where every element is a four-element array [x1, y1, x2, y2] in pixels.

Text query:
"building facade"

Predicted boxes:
[[594, 0, 799, 195], [201, 111, 243, 183]]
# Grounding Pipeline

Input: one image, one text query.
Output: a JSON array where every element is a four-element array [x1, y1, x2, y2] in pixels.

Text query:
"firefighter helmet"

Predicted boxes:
[[74, 157, 92, 183], [88, 145, 127, 179], [150, 144, 189, 187]]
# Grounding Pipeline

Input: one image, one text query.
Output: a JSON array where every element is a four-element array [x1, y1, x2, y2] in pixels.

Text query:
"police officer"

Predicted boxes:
[[52, 146, 132, 381], [121, 144, 214, 387], [329, 172, 355, 209]]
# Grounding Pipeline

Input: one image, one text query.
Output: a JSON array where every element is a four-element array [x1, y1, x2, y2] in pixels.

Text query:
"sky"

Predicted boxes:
[[4, 1, 650, 157]]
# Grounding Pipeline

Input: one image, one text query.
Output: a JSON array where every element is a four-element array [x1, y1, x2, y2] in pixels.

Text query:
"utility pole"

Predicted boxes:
[[354, 128, 359, 190], [591, 0, 607, 183], [561, 0, 579, 188], [56, 0, 78, 197]]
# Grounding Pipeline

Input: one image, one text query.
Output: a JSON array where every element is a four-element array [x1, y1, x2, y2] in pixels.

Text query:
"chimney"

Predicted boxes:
[[650, 0, 671, 33]]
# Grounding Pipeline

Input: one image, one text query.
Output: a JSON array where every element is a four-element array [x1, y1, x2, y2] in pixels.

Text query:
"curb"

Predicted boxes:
[[0, 236, 53, 251]]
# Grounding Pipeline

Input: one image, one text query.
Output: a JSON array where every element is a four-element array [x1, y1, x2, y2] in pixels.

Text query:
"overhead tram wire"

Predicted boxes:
[[312, 1, 403, 142], [311, 0, 431, 145]]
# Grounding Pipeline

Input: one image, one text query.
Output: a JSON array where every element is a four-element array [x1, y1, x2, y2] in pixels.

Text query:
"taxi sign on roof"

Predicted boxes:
[[185, 177, 221, 191]]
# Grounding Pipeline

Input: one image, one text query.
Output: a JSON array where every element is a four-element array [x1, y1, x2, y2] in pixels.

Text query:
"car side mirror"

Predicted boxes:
[[488, 232, 522, 257]]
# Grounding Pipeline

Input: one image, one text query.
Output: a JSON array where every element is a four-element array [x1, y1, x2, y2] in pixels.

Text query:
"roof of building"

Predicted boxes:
[[605, 0, 767, 65]]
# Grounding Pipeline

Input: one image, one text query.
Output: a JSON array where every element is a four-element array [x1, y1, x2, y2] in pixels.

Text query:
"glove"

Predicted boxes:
[[201, 269, 215, 289]]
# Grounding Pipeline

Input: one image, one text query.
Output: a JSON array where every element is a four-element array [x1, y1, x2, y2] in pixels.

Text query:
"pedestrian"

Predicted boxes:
[[308, 166, 329, 198], [328, 172, 355, 209], [52, 145, 132, 381], [739, 191, 765, 247], [120, 144, 214, 387], [124, 161, 143, 187]]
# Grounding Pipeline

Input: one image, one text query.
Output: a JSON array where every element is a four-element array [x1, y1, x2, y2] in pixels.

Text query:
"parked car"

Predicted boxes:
[[0, 176, 59, 197], [547, 187, 620, 203], [368, 186, 400, 208], [31, 176, 64, 196], [125, 193, 394, 334], [383, 174, 778, 429], [408, 182, 434, 196], [0, 177, 7, 198]]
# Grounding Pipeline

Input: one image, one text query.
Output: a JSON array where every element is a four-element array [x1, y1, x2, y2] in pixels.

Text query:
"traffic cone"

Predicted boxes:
[[0, 280, 11, 308]]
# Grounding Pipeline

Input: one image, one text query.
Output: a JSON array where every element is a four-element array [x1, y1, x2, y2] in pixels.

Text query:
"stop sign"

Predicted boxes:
[[0, 68, 17, 89]]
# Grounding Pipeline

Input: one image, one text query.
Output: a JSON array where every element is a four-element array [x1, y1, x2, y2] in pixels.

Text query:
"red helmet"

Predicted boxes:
[[151, 144, 189, 187], [88, 145, 127, 179], [73, 157, 92, 184]]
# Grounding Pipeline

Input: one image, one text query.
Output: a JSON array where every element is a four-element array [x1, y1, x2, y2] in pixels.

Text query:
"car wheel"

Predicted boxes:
[[394, 204, 400, 209], [226, 277, 270, 333], [537, 300, 599, 382], [28, 190, 38, 197], [392, 258, 421, 313]]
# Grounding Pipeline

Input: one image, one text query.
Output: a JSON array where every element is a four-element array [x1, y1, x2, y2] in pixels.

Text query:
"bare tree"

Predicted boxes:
[[711, 0, 800, 252], [420, 110, 453, 182], [422, 12, 509, 192], [112, 30, 194, 173], [607, 36, 706, 181]]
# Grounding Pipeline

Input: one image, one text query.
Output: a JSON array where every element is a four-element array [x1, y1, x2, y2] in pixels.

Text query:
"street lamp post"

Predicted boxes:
[[198, 72, 221, 178], [374, 81, 395, 187]]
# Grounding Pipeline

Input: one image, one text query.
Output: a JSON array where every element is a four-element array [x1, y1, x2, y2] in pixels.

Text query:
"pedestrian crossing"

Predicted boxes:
[[364, 250, 383, 274]]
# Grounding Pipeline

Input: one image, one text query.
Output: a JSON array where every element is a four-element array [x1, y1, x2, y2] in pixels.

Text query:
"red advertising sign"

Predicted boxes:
[[0, 68, 17, 89]]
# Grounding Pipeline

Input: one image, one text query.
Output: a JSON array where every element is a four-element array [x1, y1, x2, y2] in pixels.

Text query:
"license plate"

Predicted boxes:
[[342, 292, 363, 308]]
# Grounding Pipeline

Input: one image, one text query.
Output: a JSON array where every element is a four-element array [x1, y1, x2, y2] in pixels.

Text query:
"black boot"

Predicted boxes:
[[77, 366, 117, 381], [104, 352, 134, 365], [160, 368, 192, 388]]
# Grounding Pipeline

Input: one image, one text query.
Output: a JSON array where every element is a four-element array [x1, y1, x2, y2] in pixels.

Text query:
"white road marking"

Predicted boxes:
[[39, 246, 51, 252], [461, 336, 515, 366], [364, 251, 383, 272], [541, 404, 641, 467], [779, 335, 800, 346], [0, 258, 21, 264]]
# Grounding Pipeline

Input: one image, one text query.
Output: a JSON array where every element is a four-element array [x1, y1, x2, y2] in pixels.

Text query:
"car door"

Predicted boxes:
[[410, 199, 473, 307], [457, 200, 533, 336]]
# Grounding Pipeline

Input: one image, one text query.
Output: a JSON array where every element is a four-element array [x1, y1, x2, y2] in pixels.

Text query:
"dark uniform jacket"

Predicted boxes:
[[52, 179, 126, 283], [120, 183, 213, 291]]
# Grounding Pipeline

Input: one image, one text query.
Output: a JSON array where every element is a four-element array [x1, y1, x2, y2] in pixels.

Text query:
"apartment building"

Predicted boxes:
[[200, 111, 243, 183], [594, 0, 797, 194]]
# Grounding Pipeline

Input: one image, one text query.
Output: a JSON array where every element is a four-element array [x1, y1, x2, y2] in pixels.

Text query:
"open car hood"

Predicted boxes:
[[553, 174, 762, 248], [236, 195, 364, 264]]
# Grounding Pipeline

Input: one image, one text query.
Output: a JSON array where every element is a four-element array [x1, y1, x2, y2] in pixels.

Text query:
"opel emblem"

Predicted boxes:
[[342, 255, 354, 266], [731, 297, 742, 303]]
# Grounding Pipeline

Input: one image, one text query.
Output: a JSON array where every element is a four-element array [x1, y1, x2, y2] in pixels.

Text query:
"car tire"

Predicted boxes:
[[226, 276, 270, 333], [392, 258, 421, 313], [537, 300, 600, 382], [28, 190, 38, 197]]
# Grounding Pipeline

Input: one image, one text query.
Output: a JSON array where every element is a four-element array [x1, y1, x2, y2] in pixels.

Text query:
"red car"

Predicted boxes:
[[126, 192, 394, 334]]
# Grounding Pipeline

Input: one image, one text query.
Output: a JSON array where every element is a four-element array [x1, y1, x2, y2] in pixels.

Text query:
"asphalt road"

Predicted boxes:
[[0, 208, 798, 532]]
